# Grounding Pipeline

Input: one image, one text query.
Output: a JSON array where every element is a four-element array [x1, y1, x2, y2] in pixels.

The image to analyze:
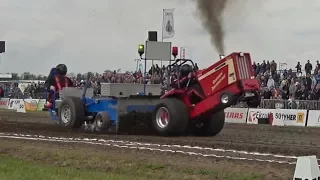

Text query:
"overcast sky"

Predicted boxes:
[[0, 0, 319, 75]]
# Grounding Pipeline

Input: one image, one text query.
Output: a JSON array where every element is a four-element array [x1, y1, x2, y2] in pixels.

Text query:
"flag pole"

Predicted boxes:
[[161, 9, 164, 42]]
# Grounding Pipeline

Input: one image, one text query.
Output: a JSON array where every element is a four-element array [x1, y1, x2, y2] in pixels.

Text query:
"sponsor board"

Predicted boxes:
[[24, 99, 39, 111], [306, 110, 320, 127], [247, 109, 273, 124], [247, 108, 307, 126], [0, 98, 9, 109], [272, 109, 307, 126], [7, 99, 41, 111], [37, 99, 46, 111], [225, 108, 247, 123], [16, 100, 26, 113], [8, 99, 23, 110]]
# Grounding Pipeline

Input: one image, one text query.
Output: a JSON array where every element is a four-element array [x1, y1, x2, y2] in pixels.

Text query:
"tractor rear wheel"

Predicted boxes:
[[58, 97, 85, 129], [152, 98, 189, 136], [193, 110, 225, 136]]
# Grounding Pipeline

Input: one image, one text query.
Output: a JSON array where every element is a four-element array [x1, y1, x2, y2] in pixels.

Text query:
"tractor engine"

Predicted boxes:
[[196, 52, 260, 107]]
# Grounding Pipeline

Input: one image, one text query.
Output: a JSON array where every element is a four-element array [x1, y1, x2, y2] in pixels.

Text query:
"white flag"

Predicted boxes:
[[18, 83, 28, 93], [162, 9, 175, 39]]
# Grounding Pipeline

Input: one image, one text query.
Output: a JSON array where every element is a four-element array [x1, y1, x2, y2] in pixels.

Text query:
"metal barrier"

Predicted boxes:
[[259, 99, 320, 110], [4, 91, 47, 99], [232, 99, 320, 110], [4, 89, 319, 110]]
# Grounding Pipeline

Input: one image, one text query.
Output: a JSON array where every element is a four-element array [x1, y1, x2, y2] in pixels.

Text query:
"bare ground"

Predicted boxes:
[[0, 110, 319, 179]]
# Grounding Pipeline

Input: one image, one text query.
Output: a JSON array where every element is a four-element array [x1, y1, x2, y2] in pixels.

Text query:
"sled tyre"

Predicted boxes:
[[152, 98, 189, 136], [58, 97, 85, 129]]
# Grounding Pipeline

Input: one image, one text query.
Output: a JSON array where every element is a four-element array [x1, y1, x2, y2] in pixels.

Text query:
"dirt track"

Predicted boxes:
[[0, 110, 319, 179]]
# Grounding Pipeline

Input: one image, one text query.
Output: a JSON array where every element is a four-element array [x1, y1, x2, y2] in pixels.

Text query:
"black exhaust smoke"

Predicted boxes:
[[195, 0, 228, 55]]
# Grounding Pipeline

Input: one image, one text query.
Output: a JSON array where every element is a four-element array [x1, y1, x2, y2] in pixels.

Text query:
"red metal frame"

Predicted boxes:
[[161, 52, 260, 120]]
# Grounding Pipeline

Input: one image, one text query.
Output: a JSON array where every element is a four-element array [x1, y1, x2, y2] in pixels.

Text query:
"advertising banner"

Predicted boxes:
[[24, 99, 39, 111], [225, 108, 248, 123], [0, 98, 9, 109]]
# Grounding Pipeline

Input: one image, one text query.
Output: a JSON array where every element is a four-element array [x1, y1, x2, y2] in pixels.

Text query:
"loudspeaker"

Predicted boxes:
[[0, 41, 5, 53], [148, 31, 157, 41]]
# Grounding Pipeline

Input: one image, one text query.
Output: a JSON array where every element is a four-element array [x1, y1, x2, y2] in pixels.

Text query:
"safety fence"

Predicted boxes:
[[224, 108, 320, 127], [0, 98, 319, 127], [3, 91, 47, 99], [232, 99, 320, 110], [2, 96, 319, 110], [0, 98, 46, 112]]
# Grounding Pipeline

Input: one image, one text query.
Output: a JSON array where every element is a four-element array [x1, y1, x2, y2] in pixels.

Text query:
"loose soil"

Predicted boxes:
[[0, 110, 319, 179]]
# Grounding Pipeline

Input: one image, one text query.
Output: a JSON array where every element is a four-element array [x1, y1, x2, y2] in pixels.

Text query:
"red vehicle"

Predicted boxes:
[[152, 52, 260, 136]]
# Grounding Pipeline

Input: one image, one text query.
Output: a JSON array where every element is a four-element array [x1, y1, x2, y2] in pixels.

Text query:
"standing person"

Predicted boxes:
[[0, 86, 4, 98], [296, 62, 302, 73], [305, 60, 312, 75], [316, 70, 320, 85], [270, 60, 277, 77], [305, 73, 312, 91]]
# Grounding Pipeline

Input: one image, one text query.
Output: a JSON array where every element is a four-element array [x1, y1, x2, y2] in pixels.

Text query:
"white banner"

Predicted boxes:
[[225, 108, 248, 123], [162, 9, 175, 39], [272, 109, 307, 126], [16, 100, 26, 113], [306, 110, 320, 127], [247, 109, 273, 125], [247, 108, 307, 126], [18, 83, 29, 93], [8, 99, 23, 110]]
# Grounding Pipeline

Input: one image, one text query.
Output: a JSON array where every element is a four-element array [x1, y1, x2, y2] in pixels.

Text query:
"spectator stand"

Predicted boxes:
[[0, 80, 46, 99], [253, 60, 320, 101]]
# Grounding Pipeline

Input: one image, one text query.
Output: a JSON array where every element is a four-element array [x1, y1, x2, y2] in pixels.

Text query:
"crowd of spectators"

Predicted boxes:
[[0, 81, 47, 99], [253, 60, 320, 100], [2, 60, 320, 102], [0, 65, 167, 98]]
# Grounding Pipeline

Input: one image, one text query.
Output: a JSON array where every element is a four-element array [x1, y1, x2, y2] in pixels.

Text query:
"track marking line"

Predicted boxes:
[[0, 135, 301, 166], [1, 132, 318, 161]]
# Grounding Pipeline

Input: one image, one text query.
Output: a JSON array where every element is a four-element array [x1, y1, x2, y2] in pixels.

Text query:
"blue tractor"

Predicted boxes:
[[47, 73, 119, 132], [47, 75, 160, 133]]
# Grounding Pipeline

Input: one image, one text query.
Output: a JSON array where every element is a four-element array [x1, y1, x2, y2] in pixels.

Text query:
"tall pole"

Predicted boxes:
[[143, 41, 147, 95], [161, 9, 164, 42], [134, 59, 140, 72], [0, 55, 2, 72]]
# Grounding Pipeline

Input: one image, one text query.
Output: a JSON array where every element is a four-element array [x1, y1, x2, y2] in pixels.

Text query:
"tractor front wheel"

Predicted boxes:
[[192, 110, 225, 136], [58, 97, 85, 129], [94, 111, 111, 132], [152, 98, 189, 136], [247, 92, 261, 108]]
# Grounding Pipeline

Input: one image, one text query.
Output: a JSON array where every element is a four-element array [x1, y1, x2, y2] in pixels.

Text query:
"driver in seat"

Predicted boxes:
[[172, 64, 194, 88], [44, 64, 73, 109]]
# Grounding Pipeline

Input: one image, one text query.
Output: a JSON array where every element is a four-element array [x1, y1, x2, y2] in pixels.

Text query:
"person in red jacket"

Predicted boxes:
[[44, 64, 73, 109], [0, 87, 4, 98]]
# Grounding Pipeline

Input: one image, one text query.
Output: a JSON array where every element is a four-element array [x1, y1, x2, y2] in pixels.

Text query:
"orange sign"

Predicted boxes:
[[24, 100, 38, 111]]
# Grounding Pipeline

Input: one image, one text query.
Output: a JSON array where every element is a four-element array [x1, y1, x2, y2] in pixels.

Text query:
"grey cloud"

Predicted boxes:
[[0, 0, 319, 75]]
